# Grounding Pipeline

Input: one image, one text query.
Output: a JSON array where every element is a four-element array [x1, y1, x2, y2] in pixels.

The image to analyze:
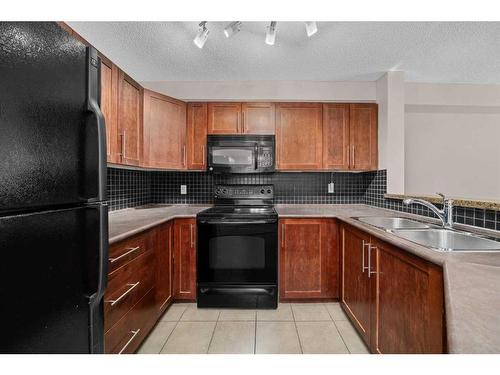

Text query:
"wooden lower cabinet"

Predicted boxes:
[[173, 218, 197, 300], [279, 218, 338, 300], [155, 222, 174, 315], [340, 223, 371, 343], [340, 222, 445, 354]]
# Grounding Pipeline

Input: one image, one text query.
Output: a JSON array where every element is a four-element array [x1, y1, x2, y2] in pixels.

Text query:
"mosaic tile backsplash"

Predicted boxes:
[[107, 167, 500, 231]]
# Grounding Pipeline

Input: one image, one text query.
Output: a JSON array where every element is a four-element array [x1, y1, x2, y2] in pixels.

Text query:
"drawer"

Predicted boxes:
[[104, 251, 156, 331], [108, 229, 156, 273], [105, 288, 157, 354]]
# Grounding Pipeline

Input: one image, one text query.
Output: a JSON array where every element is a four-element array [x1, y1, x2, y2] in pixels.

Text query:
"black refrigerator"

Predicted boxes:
[[0, 22, 108, 353]]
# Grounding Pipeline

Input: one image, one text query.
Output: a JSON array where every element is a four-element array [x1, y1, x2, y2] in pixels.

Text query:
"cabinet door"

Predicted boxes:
[[143, 90, 187, 169], [349, 103, 377, 170], [173, 219, 197, 300], [276, 103, 323, 170], [207, 102, 241, 134], [117, 70, 143, 166], [341, 224, 371, 344], [241, 102, 275, 134], [99, 55, 119, 164], [279, 219, 338, 299], [322, 104, 350, 170], [156, 222, 173, 315], [187, 102, 208, 170], [371, 240, 444, 354]]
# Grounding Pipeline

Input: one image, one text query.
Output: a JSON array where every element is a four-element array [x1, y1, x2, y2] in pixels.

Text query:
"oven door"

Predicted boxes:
[[197, 219, 277, 285], [208, 144, 258, 173]]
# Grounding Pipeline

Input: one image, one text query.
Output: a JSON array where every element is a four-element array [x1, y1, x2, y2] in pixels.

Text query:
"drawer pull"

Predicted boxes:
[[105, 282, 140, 306], [109, 246, 140, 263], [118, 329, 141, 354]]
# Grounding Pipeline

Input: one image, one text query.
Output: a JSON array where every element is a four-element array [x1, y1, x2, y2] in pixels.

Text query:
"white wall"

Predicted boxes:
[[140, 80, 377, 102], [404, 83, 500, 200]]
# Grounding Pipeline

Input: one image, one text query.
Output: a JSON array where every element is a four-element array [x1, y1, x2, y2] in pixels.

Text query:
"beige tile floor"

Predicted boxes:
[[138, 302, 370, 354]]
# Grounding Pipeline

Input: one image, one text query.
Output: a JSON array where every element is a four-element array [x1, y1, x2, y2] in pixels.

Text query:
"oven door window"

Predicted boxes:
[[211, 147, 254, 167], [198, 222, 277, 284]]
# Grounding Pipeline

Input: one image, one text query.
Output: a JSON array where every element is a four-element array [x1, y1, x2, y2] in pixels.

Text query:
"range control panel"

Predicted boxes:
[[214, 184, 274, 199]]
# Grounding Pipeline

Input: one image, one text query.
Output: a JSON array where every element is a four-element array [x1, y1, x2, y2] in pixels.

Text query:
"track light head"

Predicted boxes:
[[193, 21, 209, 48], [224, 21, 242, 38], [305, 22, 318, 37], [265, 21, 277, 45]]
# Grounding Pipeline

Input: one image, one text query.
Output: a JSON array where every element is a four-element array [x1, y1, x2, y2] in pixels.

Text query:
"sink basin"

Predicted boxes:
[[357, 216, 432, 230], [392, 229, 500, 252]]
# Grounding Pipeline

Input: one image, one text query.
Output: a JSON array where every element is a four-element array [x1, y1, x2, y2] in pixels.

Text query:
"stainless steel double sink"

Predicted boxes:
[[356, 216, 500, 252]]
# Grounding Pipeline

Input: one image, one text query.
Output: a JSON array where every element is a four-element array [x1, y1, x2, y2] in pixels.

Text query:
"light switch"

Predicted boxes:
[[180, 185, 187, 195], [328, 182, 335, 194]]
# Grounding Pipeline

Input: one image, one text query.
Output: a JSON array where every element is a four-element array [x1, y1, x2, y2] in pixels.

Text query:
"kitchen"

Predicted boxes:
[[1, 2, 500, 372]]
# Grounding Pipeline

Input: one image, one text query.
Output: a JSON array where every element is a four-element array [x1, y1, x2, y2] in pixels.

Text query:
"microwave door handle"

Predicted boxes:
[[254, 145, 259, 170]]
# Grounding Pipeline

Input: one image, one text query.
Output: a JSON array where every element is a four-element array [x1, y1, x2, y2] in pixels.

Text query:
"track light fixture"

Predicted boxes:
[[265, 21, 277, 45], [305, 22, 318, 37], [224, 21, 242, 38], [193, 21, 209, 48]]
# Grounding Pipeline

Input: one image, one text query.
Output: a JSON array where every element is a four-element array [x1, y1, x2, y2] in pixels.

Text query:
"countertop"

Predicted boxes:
[[109, 203, 500, 353]]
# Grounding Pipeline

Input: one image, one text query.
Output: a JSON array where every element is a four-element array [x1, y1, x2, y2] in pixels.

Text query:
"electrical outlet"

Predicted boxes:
[[180, 185, 187, 195], [328, 182, 335, 194]]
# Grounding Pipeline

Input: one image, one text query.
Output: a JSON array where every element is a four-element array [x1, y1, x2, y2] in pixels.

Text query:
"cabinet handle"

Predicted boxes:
[[202, 145, 206, 166], [109, 246, 140, 263], [121, 131, 127, 159], [352, 145, 355, 168], [362, 240, 371, 273], [242, 112, 245, 133], [183, 145, 186, 167], [281, 224, 285, 248], [118, 329, 141, 354], [105, 282, 140, 306], [368, 246, 377, 278], [190, 224, 194, 248]]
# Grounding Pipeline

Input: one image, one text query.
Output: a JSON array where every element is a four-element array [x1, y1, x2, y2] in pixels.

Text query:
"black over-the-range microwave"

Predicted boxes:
[[207, 135, 275, 174]]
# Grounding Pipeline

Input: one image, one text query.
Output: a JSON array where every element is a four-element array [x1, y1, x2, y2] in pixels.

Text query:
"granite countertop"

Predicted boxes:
[[108, 204, 211, 244], [109, 203, 500, 353]]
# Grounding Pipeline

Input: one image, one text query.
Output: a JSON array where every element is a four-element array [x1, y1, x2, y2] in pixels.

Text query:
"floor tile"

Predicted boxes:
[[291, 303, 332, 321], [137, 322, 177, 354], [335, 320, 370, 354], [257, 304, 294, 321], [218, 309, 256, 321], [180, 306, 220, 321], [159, 304, 188, 322], [324, 303, 349, 321], [255, 322, 302, 354], [208, 322, 255, 354], [160, 322, 216, 354], [296, 321, 349, 354]]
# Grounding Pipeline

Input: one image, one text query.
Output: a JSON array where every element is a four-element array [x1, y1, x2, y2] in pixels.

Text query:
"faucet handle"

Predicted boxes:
[[436, 192, 446, 204]]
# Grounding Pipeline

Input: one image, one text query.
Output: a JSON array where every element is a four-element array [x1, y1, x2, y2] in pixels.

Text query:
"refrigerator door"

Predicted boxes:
[[0, 204, 108, 353], [0, 22, 107, 213]]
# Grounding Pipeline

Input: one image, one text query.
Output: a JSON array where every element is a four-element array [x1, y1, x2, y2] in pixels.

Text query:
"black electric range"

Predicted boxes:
[[196, 185, 278, 309]]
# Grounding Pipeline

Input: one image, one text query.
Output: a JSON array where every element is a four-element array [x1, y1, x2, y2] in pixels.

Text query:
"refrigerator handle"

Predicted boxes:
[[86, 46, 107, 202], [95, 204, 108, 301]]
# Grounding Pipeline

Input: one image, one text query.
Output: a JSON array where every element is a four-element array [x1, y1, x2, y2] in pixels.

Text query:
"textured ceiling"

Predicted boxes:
[[68, 22, 500, 84]]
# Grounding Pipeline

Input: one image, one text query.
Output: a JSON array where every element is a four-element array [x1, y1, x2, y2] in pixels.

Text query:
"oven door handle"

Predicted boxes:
[[199, 287, 275, 296], [198, 220, 276, 225]]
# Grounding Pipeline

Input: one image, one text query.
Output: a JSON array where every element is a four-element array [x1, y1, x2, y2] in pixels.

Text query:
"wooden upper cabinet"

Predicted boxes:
[[349, 103, 378, 170], [207, 102, 241, 134], [241, 102, 275, 134], [279, 219, 338, 299], [117, 70, 143, 166], [173, 219, 197, 300], [143, 90, 187, 169], [341, 223, 372, 344], [187, 103, 208, 170], [99, 55, 119, 164], [322, 104, 350, 170], [276, 103, 323, 170], [371, 239, 444, 354]]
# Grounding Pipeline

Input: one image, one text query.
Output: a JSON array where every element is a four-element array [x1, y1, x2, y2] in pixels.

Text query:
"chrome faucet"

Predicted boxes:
[[403, 192, 454, 228]]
